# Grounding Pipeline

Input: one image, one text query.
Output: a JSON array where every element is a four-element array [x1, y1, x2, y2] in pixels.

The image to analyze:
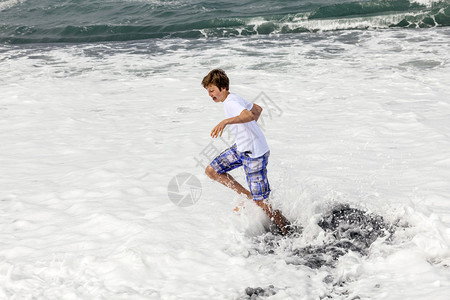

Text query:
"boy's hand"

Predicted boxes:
[[211, 110, 255, 138], [211, 120, 228, 138]]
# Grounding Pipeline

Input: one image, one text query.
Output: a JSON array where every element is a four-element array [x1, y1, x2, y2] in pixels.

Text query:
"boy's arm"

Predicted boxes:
[[250, 103, 263, 122], [211, 109, 255, 138]]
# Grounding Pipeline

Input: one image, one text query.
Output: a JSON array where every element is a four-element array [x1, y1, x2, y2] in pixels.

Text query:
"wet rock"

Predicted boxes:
[[251, 203, 395, 269], [245, 285, 276, 299], [318, 204, 394, 249]]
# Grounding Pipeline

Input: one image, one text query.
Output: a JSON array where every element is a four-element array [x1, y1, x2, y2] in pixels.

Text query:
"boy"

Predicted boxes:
[[201, 69, 290, 235]]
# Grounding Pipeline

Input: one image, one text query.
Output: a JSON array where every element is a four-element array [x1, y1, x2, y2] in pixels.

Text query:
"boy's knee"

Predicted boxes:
[[205, 165, 217, 179]]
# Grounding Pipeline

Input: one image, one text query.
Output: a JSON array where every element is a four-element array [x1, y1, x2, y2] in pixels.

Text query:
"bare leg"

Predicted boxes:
[[254, 201, 289, 235], [206, 165, 289, 235], [205, 165, 252, 199]]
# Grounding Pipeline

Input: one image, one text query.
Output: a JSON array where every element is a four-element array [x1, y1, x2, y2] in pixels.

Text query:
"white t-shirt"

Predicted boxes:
[[223, 93, 269, 158]]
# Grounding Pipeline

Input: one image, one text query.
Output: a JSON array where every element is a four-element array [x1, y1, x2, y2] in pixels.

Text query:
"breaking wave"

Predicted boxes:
[[0, 0, 449, 44]]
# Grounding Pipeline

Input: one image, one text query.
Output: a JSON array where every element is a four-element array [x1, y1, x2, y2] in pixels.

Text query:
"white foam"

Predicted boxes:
[[0, 0, 24, 11], [410, 0, 442, 7], [0, 27, 450, 298]]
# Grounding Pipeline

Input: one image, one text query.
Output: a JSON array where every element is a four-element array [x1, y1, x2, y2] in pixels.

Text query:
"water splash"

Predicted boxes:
[[251, 204, 395, 269]]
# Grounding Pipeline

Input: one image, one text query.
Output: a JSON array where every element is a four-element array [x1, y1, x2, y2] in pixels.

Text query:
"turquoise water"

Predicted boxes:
[[1, 0, 449, 44]]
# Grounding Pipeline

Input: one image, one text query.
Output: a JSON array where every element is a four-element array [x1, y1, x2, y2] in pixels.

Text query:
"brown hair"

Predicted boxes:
[[201, 69, 229, 91]]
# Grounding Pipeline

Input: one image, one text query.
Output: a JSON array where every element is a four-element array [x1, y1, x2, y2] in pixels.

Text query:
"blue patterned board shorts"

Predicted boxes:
[[210, 144, 270, 201]]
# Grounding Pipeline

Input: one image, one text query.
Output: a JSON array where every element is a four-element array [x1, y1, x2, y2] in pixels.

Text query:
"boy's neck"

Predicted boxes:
[[220, 90, 230, 102]]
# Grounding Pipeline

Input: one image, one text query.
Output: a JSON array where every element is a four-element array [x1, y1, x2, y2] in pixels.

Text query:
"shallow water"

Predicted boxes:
[[1, 23, 450, 300]]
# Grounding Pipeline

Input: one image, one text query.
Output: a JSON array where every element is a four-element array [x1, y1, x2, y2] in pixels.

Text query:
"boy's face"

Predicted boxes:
[[206, 84, 229, 103]]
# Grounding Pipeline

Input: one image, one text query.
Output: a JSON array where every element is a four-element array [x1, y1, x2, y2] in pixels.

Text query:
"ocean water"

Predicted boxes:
[[0, 0, 450, 43], [1, 0, 450, 299]]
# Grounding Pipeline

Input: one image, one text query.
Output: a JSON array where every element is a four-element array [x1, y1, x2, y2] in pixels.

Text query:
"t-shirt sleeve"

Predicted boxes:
[[224, 100, 246, 118], [241, 97, 253, 111]]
